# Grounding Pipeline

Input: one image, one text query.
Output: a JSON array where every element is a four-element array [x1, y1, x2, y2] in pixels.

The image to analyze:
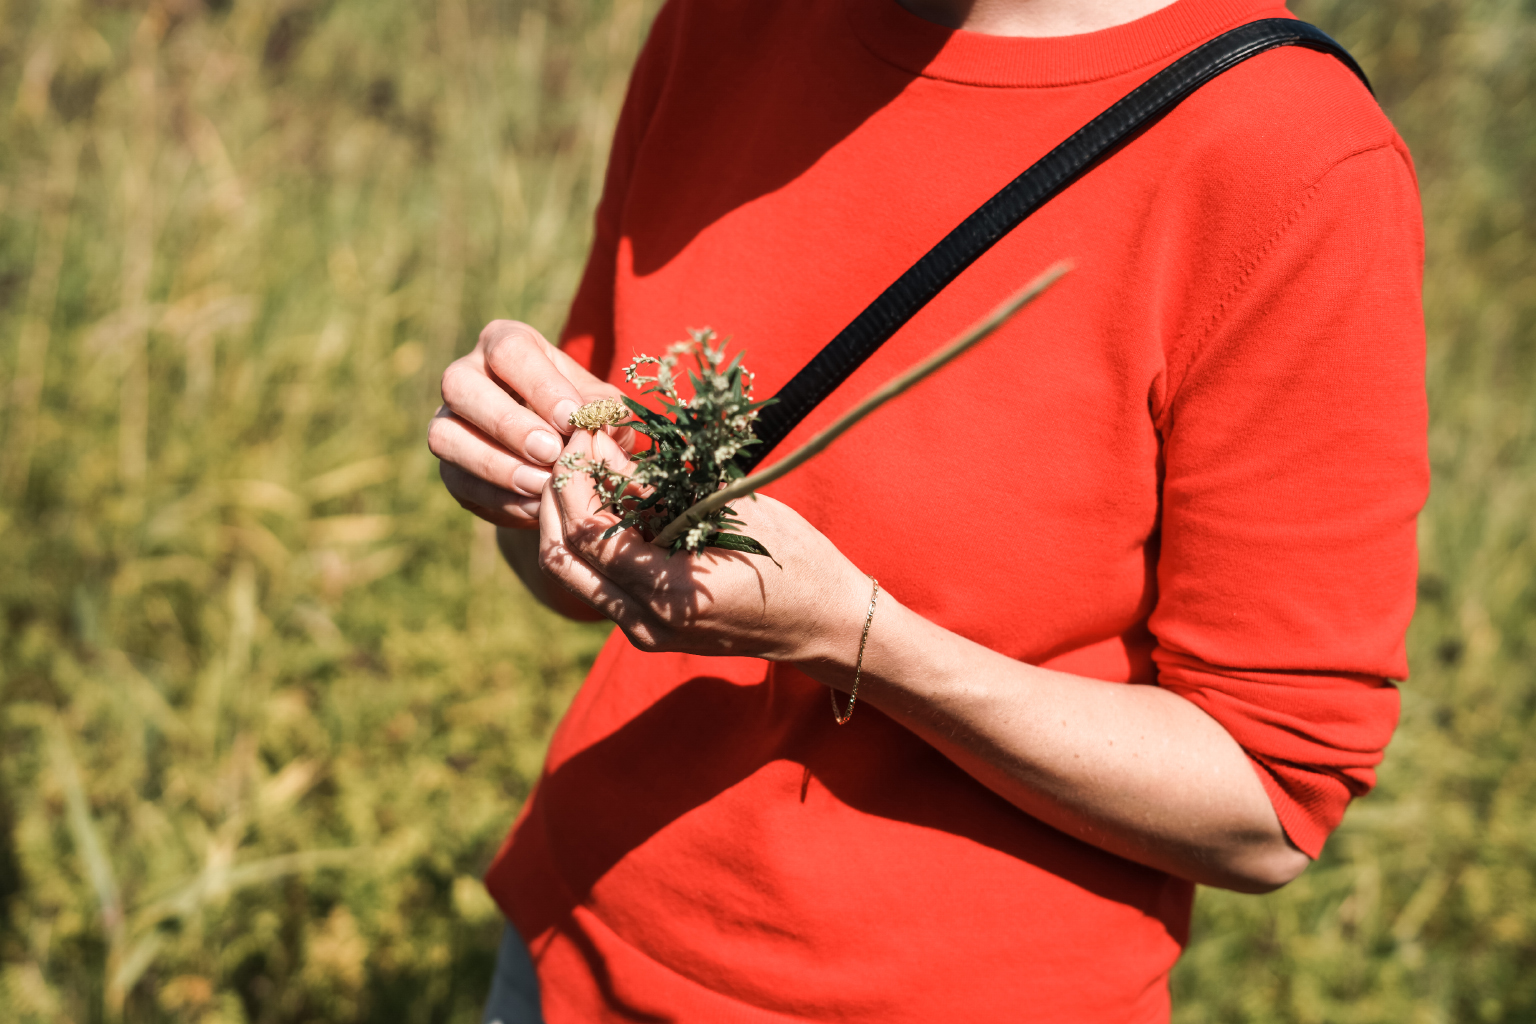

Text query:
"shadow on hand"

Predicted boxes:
[[567, 479, 772, 644], [510, 3, 1185, 953]]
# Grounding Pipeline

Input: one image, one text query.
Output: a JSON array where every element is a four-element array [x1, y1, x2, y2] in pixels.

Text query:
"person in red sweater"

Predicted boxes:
[[428, 0, 1427, 1019]]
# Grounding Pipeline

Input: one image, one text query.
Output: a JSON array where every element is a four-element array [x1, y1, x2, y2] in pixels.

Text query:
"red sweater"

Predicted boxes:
[[485, 0, 1427, 1020]]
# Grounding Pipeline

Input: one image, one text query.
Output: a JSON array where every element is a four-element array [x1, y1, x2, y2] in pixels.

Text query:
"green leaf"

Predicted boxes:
[[707, 531, 779, 566], [621, 397, 667, 426], [624, 400, 682, 439]]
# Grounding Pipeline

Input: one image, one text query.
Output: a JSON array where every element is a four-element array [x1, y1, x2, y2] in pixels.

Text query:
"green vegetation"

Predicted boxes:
[[557, 330, 781, 559], [0, 0, 652, 1019], [1174, 1, 1536, 1020], [0, 0, 1530, 1022]]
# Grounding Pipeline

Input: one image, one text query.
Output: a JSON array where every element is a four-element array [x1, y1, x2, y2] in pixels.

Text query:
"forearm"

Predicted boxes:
[[536, 470, 1309, 890], [496, 526, 606, 622], [796, 594, 1309, 893]]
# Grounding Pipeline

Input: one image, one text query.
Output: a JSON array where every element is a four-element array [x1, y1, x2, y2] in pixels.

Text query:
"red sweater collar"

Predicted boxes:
[[846, 0, 1296, 87]]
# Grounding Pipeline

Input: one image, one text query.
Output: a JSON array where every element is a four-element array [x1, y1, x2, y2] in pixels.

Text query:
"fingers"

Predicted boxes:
[[549, 430, 625, 525], [548, 343, 618, 396], [607, 424, 640, 455], [549, 431, 677, 598], [536, 335, 638, 452], [536, 468, 636, 615], [537, 348, 639, 452], [435, 318, 644, 534], [439, 460, 540, 528], [440, 353, 568, 467], [477, 320, 589, 438], [428, 406, 553, 496]]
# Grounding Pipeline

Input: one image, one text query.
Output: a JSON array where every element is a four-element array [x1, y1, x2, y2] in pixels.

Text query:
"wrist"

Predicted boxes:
[[790, 571, 885, 691]]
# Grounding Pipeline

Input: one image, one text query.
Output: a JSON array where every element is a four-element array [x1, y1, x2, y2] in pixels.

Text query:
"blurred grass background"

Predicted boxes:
[[0, 0, 1529, 1021]]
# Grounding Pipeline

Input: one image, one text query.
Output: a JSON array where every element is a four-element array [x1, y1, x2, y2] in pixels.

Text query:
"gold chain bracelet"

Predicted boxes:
[[831, 576, 880, 725]]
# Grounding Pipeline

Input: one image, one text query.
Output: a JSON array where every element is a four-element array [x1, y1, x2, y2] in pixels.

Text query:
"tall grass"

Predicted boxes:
[[1173, 1, 1536, 1020], [0, 0, 1531, 1022], [0, 1, 653, 1019]]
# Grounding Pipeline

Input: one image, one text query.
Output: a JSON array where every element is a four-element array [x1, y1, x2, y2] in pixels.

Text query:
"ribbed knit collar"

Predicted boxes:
[[846, 0, 1294, 87]]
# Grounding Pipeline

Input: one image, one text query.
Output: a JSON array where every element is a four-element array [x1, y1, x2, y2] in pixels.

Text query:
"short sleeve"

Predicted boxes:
[[558, 0, 681, 377], [1151, 143, 1429, 857]]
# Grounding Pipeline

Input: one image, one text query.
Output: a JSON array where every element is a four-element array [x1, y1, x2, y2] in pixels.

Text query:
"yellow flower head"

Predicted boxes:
[[568, 397, 631, 433]]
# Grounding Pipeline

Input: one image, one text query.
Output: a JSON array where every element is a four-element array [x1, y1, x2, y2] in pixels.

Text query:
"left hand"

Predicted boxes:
[[537, 429, 870, 666]]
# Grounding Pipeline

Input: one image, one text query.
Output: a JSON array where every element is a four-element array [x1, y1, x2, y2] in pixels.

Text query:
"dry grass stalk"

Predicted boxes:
[[651, 262, 1071, 549]]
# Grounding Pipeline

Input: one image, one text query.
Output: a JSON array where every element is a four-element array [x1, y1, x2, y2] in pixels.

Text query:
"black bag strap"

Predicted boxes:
[[739, 18, 1370, 472]]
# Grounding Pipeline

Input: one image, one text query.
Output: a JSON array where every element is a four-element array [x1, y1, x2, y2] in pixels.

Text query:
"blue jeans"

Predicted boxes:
[[481, 926, 544, 1024]]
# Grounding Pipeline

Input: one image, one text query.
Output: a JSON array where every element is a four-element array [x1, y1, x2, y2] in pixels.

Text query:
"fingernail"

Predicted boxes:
[[512, 465, 552, 496], [515, 496, 540, 517], [553, 400, 578, 432], [527, 430, 561, 464]]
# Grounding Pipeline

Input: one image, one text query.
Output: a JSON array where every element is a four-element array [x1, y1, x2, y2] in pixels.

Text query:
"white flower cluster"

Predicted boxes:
[[561, 328, 775, 560]]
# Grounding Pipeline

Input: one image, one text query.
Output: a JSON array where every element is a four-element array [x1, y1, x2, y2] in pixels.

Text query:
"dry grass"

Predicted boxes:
[[0, 0, 1531, 1021], [0, 1, 653, 1019], [1174, 1, 1536, 1020]]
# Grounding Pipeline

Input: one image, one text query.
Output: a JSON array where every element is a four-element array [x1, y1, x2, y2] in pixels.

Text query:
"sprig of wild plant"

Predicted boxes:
[[557, 261, 1071, 560], [650, 261, 1070, 548], [555, 329, 778, 560]]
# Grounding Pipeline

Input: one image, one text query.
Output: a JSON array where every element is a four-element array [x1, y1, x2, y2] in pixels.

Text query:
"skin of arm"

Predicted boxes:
[[431, 321, 1310, 893], [533, 429, 1311, 894], [801, 591, 1311, 893], [429, 0, 1311, 892]]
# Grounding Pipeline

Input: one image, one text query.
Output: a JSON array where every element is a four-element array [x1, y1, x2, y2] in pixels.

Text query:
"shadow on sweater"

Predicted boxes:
[[622, 4, 942, 277], [511, 666, 1189, 944]]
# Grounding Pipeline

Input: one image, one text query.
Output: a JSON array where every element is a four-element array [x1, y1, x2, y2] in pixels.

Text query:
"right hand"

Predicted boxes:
[[428, 320, 635, 529]]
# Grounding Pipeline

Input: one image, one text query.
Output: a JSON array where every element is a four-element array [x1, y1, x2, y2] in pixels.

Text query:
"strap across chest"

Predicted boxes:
[[738, 18, 1372, 473]]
